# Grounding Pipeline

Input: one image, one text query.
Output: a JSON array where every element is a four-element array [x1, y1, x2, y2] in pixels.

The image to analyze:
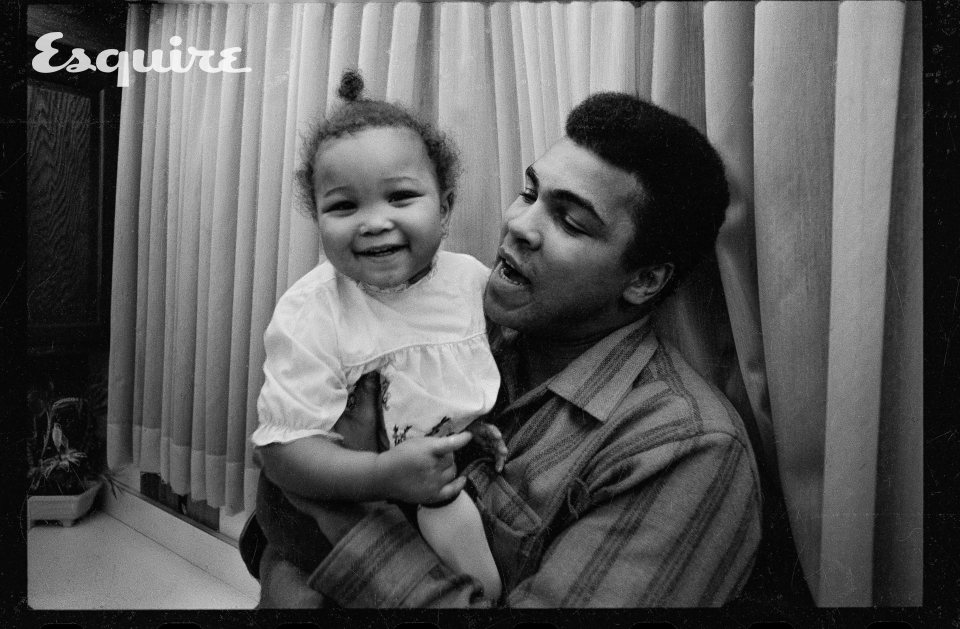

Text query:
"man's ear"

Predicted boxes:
[[622, 263, 674, 307]]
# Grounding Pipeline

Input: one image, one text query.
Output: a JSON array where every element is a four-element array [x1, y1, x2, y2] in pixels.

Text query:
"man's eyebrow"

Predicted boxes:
[[525, 165, 539, 187], [527, 165, 603, 224]]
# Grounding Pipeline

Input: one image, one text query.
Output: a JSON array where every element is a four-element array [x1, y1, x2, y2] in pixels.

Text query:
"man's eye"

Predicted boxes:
[[561, 217, 586, 235], [518, 188, 537, 203]]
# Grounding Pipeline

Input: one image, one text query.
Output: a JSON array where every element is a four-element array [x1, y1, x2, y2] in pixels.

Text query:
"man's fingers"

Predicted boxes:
[[352, 372, 379, 403], [495, 443, 508, 473], [332, 372, 385, 452], [431, 431, 472, 455], [466, 423, 509, 472], [472, 422, 500, 444], [481, 424, 508, 472]]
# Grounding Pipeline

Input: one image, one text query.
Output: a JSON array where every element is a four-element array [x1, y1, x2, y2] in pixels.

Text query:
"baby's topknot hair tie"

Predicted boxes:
[[337, 69, 365, 102]]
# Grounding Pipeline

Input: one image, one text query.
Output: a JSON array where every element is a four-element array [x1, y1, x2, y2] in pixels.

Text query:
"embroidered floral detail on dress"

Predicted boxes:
[[379, 373, 391, 411], [425, 416, 453, 438], [344, 383, 358, 412], [392, 425, 412, 446]]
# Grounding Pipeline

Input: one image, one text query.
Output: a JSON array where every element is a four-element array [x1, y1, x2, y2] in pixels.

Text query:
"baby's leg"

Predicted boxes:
[[256, 472, 333, 574], [417, 491, 502, 601]]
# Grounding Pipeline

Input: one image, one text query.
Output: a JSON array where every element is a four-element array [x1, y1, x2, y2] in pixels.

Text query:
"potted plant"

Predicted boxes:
[[26, 384, 117, 528]]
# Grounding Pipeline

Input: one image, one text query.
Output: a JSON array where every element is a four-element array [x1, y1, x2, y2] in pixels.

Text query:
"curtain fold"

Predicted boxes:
[[438, 3, 501, 263], [225, 1, 269, 513], [753, 0, 838, 600], [819, 1, 905, 606], [108, 0, 921, 606], [106, 1, 149, 472], [703, 1, 776, 480], [873, 0, 922, 606], [490, 3, 522, 213], [201, 2, 248, 506], [243, 0, 294, 508]]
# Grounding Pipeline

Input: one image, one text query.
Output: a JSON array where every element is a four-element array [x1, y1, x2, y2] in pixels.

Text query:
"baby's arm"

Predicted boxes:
[[257, 432, 472, 504]]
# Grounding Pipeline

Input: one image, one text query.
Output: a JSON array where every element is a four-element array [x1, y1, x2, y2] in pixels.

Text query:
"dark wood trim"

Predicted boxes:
[[0, 0, 30, 612], [26, 4, 126, 54], [24, 62, 121, 351]]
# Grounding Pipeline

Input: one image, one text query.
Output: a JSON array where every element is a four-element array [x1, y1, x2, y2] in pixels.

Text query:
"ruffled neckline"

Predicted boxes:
[[351, 255, 440, 295]]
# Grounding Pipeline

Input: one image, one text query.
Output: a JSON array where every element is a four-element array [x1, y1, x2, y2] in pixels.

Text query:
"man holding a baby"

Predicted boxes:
[[241, 90, 761, 608]]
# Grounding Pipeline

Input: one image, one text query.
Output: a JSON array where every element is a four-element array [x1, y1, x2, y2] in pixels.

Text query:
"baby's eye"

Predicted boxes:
[[323, 200, 355, 214], [388, 190, 421, 204]]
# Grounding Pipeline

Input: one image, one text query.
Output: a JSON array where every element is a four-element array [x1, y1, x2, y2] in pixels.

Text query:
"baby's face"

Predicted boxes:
[[313, 127, 450, 289]]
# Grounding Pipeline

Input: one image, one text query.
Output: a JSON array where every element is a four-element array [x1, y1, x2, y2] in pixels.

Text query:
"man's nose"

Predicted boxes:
[[503, 201, 542, 250]]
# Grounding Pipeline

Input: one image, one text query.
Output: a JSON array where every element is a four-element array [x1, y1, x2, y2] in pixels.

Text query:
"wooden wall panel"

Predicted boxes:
[[27, 81, 100, 328]]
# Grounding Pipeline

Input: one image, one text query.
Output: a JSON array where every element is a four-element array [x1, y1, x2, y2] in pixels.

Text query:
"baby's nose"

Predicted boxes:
[[359, 208, 395, 234]]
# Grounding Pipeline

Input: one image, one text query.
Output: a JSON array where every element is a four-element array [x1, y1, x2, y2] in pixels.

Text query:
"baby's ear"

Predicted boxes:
[[439, 189, 455, 229], [440, 189, 455, 215]]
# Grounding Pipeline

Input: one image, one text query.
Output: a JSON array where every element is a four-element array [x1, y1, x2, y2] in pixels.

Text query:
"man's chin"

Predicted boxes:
[[482, 284, 526, 329]]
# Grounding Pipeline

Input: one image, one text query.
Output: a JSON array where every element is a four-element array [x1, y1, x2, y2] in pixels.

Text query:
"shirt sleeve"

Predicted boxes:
[[307, 431, 761, 607], [252, 285, 349, 446]]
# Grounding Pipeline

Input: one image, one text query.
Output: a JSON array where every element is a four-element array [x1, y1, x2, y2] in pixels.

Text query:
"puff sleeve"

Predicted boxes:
[[252, 279, 348, 446]]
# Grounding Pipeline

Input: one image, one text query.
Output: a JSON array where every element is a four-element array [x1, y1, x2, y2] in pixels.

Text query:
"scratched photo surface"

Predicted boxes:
[[16, 0, 930, 623]]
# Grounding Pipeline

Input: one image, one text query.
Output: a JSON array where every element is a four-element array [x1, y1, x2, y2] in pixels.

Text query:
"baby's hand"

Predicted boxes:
[[467, 422, 508, 473], [376, 432, 472, 504]]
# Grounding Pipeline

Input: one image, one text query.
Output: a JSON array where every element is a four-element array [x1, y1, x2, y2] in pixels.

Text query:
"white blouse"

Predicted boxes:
[[252, 251, 500, 448]]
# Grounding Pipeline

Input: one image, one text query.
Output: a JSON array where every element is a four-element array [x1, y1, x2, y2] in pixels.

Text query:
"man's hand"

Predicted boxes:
[[375, 433, 471, 504], [466, 422, 508, 473], [334, 372, 387, 453]]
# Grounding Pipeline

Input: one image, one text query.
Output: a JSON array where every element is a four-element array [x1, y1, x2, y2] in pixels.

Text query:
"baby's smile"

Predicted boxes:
[[355, 243, 408, 258]]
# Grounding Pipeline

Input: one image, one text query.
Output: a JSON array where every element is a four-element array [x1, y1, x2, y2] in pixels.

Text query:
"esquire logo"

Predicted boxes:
[[32, 32, 252, 87]]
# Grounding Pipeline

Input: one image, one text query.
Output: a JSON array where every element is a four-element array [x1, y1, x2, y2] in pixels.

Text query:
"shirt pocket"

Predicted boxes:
[[466, 466, 545, 590]]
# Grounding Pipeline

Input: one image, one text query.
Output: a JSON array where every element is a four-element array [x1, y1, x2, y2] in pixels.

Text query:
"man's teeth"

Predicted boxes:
[[499, 258, 528, 285]]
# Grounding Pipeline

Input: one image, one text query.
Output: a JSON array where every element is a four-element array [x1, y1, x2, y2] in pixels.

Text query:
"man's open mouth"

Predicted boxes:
[[496, 255, 530, 286], [357, 244, 406, 258]]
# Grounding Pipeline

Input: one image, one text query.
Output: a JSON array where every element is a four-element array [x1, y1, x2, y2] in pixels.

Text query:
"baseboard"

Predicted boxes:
[[102, 482, 260, 600]]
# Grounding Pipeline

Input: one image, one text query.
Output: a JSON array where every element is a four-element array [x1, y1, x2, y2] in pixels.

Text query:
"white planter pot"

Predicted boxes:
[[27, 480, 102, 528]]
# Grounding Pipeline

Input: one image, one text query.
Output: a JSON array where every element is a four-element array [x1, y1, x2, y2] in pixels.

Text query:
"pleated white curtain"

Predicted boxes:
[[107, 1, 921, 607]]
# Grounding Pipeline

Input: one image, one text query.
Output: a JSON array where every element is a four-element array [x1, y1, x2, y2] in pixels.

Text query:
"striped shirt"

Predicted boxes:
[[308, 318, 762, 607]]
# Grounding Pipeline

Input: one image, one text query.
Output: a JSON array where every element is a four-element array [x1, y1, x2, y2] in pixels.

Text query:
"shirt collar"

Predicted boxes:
[[490, 317, 658, 423], [546, 317, 658, 422]]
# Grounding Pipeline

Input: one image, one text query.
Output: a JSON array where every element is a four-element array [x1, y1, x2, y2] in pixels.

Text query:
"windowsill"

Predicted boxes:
[[109, 464, 257, 544], [109, 479, 239, 547], [101, 481, 259, 600], [28, 509, 258, 609]]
